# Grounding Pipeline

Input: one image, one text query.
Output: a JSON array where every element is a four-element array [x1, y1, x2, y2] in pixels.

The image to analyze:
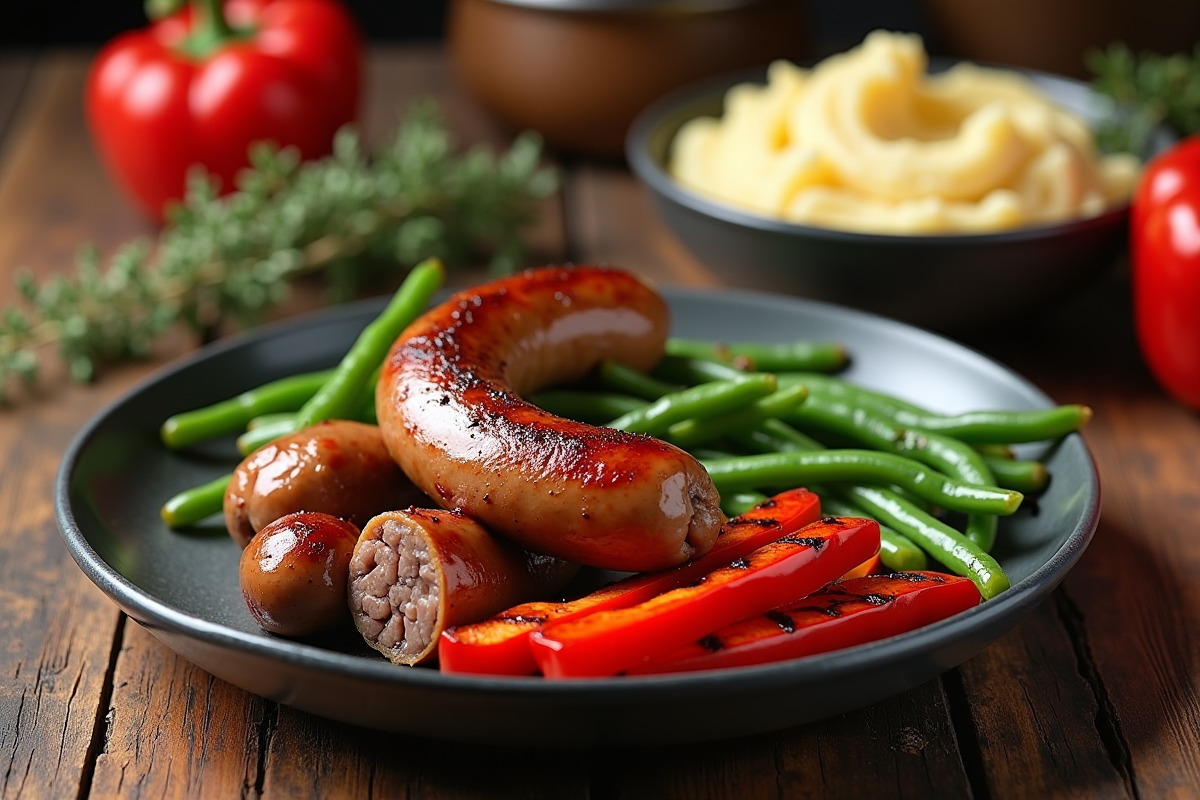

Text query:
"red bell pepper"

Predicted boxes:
[[438, 487, 822, 676], [86, 0, 362, 222], [627, 572, 981, 675], [1132, 135, 1200, 409], [840, 553, 881, 580], [529, 516, 880, 679]]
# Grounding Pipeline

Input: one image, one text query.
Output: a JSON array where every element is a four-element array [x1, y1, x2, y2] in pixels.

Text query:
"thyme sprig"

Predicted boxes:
[[0, 102, 557, 399], [1088, 42, 1200, 155]]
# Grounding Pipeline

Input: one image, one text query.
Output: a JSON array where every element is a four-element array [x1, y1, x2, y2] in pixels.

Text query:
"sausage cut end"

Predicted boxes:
[[348, 518, 441, 665]]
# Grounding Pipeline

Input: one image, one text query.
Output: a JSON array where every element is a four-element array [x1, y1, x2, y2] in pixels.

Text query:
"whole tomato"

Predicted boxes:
[[86, 0, 362, 222], [1132, 135, 1200, 410]]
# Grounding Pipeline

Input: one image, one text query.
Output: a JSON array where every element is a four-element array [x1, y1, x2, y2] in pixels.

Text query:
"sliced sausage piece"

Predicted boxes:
[[348, 508, 579, 666], [239, 511, 360, 637], [375, 265, 724, 572], [224, 420, 428, 548]]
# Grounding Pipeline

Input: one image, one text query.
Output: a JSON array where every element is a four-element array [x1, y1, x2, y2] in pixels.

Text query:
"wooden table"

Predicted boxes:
[[2, 45, 1198, 799]]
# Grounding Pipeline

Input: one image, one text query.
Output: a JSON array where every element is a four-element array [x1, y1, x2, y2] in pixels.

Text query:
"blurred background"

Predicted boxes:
[[4, 0, 1198, 80], [2, 0, 930, 57]]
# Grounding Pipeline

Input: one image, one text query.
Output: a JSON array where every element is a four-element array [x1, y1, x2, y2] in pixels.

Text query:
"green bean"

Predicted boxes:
[[787, 394, 998, 551], [651, 354, 748, 386], [295, 257, 444, 428], [239, 381, 380, 454], [974, 443, 1015, 459], [699, 450, 1023, 516], [737, 418, 826, 453], [817, 494, 928, 572], [162, 260, 444, 528], [530, 390, 646, 424], [666, 337, 848, 373], [983, 456, 1050, 494], [666, 384, 808, 449], [597, 360, 681, 401], [721, 491, 770, 517], [237, 416, 302, 455], [607, 374, 778, 436], [246, 412, 295, 430], [779, 372, 1091, 444], [160, 473, 231, 528], [839, 485, 1009, 600], [160, 369, 334, 449]]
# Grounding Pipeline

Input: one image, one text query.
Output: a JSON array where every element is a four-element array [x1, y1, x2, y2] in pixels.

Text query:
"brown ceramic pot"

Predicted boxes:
[[923, 0, 1200, 78], [447, 0, 806, 158]]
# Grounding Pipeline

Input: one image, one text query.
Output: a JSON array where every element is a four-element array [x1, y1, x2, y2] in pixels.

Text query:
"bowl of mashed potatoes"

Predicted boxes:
[[627, 31, 1159, 328]]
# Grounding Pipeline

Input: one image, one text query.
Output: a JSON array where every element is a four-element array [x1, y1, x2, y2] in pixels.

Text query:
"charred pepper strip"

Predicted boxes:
[[721, 491, 771, 517], [530, 516, 881, 678], [627, 571, 980, 675], [438, 488, 823, 676], [818, 495, 927, 572]]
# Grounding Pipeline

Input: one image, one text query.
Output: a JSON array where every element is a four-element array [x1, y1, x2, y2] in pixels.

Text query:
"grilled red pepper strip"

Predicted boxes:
[[840, 553, 881, 580], [628, 571, 981, 675], [438, 487, 822, 676], [530, 516, 880, 679]]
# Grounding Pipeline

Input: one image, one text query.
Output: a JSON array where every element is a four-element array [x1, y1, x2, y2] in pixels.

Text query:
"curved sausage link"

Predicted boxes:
[[375, 265, 724, 572], [224, 420, 428, 548], [348, 508, 579, 665]]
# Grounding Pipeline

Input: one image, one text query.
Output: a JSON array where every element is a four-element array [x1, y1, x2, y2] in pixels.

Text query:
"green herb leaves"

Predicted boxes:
[[0, 102, 557, 401], [1088, 42, 1200, 155]]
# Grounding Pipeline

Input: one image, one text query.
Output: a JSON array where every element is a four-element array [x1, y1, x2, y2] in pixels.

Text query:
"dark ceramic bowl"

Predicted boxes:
[[627, 63, 1164, 330]]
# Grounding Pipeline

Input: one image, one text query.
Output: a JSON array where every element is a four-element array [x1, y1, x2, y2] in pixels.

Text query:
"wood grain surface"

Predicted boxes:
[[0, 45, 1198, 800]]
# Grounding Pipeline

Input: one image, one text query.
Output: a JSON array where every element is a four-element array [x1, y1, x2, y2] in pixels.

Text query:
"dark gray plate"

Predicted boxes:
[[56, 288, 1099, 746]]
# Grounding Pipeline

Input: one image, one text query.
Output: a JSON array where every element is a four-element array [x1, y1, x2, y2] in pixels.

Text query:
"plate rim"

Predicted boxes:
[[54, 285, 1101, 700]]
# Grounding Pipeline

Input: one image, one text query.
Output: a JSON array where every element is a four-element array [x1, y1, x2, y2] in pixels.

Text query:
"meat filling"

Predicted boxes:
[[349, 519, 440, 663]]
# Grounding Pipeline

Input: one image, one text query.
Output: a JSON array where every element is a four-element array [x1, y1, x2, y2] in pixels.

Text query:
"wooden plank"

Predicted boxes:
[[953, 601, 1131, 799], [0, 52, 153, 304], [955, 267, 1200, 796], [589, 680, 969, 800], [364, 45, 567, 277], [88, 624, 267, 799], [260, 706, 590, 799], [0, 50, 176, 800], [566, 164, 723, 287]]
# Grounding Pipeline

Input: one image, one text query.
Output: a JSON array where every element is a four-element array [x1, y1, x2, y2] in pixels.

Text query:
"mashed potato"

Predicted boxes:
[[670, 31, 1140, 234]]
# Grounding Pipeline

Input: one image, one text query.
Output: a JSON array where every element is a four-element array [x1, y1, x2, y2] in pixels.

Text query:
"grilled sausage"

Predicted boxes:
[[348, 508, 579, 665], [224, 420, 428, 548], [239, 511, 360, 637], [375, 265, 724, 572]]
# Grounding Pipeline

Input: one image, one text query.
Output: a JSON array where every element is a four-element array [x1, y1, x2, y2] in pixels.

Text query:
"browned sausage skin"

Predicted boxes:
[[224, 420, 428, 548], [375, 265, 724, 572], [240, 511, 360, 637], [348, 508, 579, 665]]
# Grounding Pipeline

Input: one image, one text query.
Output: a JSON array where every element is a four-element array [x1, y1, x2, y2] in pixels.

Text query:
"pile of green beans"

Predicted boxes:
[[159, 257, 445, 528]]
